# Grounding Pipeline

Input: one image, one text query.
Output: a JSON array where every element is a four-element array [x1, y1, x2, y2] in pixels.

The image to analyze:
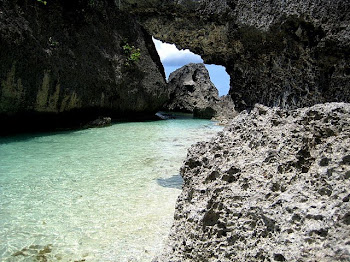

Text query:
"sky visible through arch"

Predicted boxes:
[[153, 38, 230, 96]]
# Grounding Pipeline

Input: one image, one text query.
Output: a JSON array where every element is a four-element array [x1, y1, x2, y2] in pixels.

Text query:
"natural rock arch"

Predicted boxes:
[[121, 0, 350, 111]]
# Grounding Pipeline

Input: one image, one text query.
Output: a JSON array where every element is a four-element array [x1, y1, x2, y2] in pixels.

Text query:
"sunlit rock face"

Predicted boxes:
[[122, 0, 350, 111], [156, 102, 350, 262], [0, 0, 167, 134]]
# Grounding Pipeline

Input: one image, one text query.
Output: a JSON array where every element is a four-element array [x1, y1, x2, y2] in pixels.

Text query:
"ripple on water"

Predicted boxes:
[[0, 118, 222, 261]]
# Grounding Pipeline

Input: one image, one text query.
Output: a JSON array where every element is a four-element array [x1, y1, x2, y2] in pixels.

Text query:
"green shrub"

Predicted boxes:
[[123, 44, 141, 65], [36, 0, 47, 5]]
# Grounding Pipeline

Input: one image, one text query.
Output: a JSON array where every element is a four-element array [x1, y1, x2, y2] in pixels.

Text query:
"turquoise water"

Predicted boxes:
[[0, 117, 222, 261]]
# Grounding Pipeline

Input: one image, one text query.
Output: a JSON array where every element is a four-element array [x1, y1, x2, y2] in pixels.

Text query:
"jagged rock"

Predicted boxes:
[[164, 63, 220, 114], [123, 0, 350, 111], [0, 0, 167, 134], [163, 63, 237, 120], [157, 103, 350, 262]]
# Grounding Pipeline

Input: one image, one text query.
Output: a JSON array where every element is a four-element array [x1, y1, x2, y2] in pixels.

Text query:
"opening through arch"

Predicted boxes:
[[153, 37, 230, 97]]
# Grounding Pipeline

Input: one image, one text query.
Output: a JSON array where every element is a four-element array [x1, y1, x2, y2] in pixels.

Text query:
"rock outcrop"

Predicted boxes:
[[0, 0, 167, 134], [164, 63, 219, 113], [157, 103, 350, 261], [122, 0, 350, 111], [163, 63, 237, 120]]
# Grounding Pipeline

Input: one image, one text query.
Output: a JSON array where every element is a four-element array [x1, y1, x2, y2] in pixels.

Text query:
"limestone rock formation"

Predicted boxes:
[[164, 63, 219, 114], [163, 63, 237, 120], [157, 103, 350, 261], [122, 0, 350, 111], [0, 0, 167, 134]]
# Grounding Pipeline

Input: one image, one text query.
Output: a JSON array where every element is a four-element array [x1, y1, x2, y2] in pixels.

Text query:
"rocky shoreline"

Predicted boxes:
[[156, 102, 350, 261], [1, 0, 349, 260]]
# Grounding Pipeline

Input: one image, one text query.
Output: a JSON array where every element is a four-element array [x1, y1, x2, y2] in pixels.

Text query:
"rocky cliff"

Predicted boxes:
[[122, 0, 350, 111], [157, 102, 350, 261], [0, 0, 167, 134]]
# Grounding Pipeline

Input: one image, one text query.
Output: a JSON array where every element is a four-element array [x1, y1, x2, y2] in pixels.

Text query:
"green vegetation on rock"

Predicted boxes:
[[123, 43, 141, 66], [36, 0, 47, 5]]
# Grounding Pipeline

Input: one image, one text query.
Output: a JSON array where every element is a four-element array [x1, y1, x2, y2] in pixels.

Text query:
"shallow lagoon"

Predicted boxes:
[[0, 116, 222, 261]]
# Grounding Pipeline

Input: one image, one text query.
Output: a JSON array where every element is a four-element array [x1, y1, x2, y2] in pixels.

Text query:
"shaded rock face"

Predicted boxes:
[[164, 63, 219, 114], [211, 95, 238, 124], [157, 103, 350, 261], [0, 0, 167, 134], [163, 63, 237, 120], [122, 0, 350, 111]]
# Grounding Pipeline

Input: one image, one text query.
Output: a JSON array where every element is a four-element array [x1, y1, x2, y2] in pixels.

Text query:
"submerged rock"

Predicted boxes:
[[155, 112, 176, 120], [157, 103, 350, 261], [86, 117, 112, 128]]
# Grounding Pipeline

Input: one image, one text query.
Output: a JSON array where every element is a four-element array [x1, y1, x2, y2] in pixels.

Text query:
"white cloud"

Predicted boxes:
[[152, 38, 203, 66]]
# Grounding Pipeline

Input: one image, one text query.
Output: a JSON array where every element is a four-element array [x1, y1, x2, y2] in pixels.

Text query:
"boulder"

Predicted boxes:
[[211, 95, 238, 124], [163, 63, 237, 121], [164, 63, 220, 114]]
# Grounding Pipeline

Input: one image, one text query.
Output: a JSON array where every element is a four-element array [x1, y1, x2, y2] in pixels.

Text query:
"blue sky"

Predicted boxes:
[[153, 38, 230, 96]]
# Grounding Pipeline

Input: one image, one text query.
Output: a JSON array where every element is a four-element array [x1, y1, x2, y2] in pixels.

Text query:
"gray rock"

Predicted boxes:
[[155, 112, 176, 120], [164, 63, 220, 114], [164, 63, 237, 120], [211, 95, 238, 124], [158, 103, 350, 262]]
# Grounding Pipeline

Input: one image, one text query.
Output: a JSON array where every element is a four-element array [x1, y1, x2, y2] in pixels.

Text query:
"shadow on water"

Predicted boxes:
[[156, 174, 183, 189], [0, 112, 193, 144]]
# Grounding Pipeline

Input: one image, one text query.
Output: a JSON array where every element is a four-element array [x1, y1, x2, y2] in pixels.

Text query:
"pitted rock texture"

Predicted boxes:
[[157, 103, 350, 262], [211, 95, 237, 124], [0, 0, 167, 134], [123, 0, 350, 111], [164, 63, 219, 114], [163, 63, 237, 120]]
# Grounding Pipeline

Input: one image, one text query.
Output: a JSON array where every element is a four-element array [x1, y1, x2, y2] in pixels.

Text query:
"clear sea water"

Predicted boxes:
[[0, 116, 222, 262]]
